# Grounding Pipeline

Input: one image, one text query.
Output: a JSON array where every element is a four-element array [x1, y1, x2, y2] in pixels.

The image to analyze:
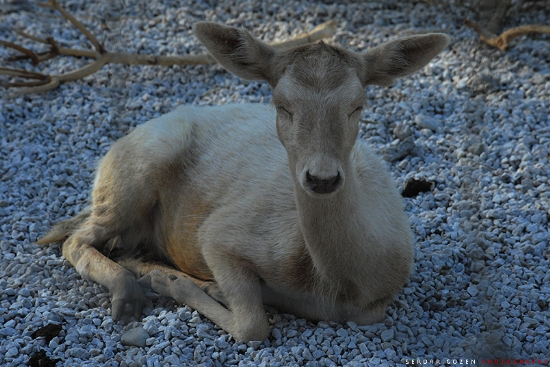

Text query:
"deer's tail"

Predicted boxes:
[[36, 206, 92, 245]]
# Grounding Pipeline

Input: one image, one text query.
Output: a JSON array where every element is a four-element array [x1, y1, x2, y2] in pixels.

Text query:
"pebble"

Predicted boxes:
[[383, 136, 416, 162], [336, 328, 348, 338], [384, 348, 397, 360], [467, 143, 485, 155], [393, 122, 413, 140], [0, 328, 16, 337], [414, 114, 441, 131], [5, 347, 18, 358], [380, 329, 395, 342], [467, 286, 479, 297], [272, 328, 283, 340], [121, 327, 149, 348], [2, 0, 549, 366]]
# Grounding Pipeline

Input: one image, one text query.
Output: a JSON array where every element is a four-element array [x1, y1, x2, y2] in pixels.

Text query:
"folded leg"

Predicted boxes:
[[116, 257, 227, 306], [62, 233, 144, 320], [136, 265, 269, 342]]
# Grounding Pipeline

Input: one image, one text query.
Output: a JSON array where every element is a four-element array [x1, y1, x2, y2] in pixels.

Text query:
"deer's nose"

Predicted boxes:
[[305, 171, 341, 194]]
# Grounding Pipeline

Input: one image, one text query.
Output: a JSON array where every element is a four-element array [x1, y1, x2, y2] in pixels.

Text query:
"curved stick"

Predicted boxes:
[[465, 19, 550, 51], [1, 0, 338, 94]]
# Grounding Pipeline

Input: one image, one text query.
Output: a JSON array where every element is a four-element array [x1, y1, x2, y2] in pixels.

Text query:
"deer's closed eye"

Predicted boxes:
[[277, 106, 293, 118]]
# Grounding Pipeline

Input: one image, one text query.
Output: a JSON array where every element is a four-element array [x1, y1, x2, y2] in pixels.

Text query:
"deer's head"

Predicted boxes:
[[194, 22, 449, 197]]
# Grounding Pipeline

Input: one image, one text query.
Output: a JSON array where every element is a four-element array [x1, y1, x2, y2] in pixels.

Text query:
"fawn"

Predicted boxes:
[[38, 22, 449, 342]]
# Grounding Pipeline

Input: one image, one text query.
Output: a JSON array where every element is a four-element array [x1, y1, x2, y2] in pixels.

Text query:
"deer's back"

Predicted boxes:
[[118, 103, 296, 279]]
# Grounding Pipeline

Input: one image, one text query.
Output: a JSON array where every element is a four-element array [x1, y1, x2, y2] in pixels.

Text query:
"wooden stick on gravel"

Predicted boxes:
[[0, 0, 337, 94], [465, 20, 550, 51], [464, 0, 550, 51]]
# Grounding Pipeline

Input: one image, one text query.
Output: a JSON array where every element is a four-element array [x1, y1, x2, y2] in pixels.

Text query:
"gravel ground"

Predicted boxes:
[[1, 0, 549, 366]]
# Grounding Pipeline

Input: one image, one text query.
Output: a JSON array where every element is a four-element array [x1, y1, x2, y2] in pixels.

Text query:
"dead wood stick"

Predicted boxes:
[[1, 0, 337, 94], [38, 0, 106, 53], [108, 52, 216, 66], [9, 18, 337, 67], [15, 30, 49, 44], [0, 67, 52, 89], [54, 53, 111, 82], [465, 19, 550, 51], [271, 20, 337, 49], [0, 67, 49, 80], [0, 40, 40, 65]]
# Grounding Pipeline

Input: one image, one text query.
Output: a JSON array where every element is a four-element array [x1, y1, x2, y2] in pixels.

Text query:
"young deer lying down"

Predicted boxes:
[[38, 22, 449, 342]]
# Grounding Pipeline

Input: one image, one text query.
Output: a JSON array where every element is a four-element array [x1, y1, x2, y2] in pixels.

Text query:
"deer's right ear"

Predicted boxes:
[[193, 22, 279, 86], [360, 33, 450, 87]]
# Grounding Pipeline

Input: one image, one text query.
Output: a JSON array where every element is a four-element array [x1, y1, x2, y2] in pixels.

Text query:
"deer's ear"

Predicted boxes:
[[361, 33, 450, 86], [193, 22, 279, 86]]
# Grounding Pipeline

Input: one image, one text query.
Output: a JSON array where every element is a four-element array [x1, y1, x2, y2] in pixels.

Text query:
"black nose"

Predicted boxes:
[[305, 171, 341, 194]]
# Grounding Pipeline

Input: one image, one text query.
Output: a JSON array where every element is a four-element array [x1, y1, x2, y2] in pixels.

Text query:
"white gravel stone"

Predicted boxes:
[[121, 327, 149, 348], [380, 329, 395, 342], [394, 122, 414, 140], [415, 113, 441, 131]]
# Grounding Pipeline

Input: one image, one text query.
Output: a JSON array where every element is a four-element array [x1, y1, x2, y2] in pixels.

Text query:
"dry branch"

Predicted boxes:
[[465, 20, 550, 51], [0, 40, 40, 65], [464, 0, 550, 51], [1, 0, 337, 94], [271, 20, 337, 49], [38, 0, 105, 53]]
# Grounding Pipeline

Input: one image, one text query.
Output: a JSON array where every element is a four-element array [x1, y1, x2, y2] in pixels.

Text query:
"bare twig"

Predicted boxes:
[[465, 19, 550, 51], [463, 0, 550, 51], [271, 20, 337, 49], [15, 30, 49, 44], [0, 67, 49, 80], [38, 0, 106, 53], [0, 0, 337, 94], [0, 40, 40, 65], [0, 66, 52, 89]]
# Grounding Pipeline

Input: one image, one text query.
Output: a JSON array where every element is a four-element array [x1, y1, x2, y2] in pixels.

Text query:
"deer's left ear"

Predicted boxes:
[[360, 33, 450, 87], [193, 22, 280, 86]]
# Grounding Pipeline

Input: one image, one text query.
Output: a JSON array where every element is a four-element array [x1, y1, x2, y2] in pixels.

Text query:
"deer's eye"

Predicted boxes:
[[277, 106, 293, 118]]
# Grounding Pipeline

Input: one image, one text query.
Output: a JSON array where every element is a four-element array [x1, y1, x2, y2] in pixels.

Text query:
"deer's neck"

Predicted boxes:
[[294, 165, 369, 281]]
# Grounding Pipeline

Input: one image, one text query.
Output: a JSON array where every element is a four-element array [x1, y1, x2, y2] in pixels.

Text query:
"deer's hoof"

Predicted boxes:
[[110, 270, 145, 322]]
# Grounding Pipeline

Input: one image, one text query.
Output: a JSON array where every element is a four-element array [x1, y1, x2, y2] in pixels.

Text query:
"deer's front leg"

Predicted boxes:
[[139, 266, 268, 342], [117, 257, 228, 306], [62, 234, 145, 321]]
